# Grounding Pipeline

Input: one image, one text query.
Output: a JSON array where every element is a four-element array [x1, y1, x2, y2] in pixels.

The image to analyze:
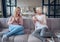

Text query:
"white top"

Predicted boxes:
[[35, 15, 48, 30]]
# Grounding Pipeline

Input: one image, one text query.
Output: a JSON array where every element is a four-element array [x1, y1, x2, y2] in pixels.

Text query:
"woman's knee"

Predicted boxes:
[[17, 26, 24, 31]]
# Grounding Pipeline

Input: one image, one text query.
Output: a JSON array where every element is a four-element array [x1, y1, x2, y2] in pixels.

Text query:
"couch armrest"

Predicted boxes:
[[0, 29, 9, 36], [1, 29, 9, 33], [0, 32, 4, 37]]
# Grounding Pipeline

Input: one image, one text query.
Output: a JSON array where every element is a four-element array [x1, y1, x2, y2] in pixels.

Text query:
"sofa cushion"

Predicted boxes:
[[28, 35, 42, 42], [23, 19, 31, 34], [0, 29, 9, 37], [1, 29, 9, 33], [9, 36, 15, 42], [46, 18, 51, 31], [14, 34, 29, 42], [23, 19, 34, 34]]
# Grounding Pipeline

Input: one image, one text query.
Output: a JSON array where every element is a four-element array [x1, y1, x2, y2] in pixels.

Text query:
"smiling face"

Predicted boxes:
[[36, 7, 42, 15]]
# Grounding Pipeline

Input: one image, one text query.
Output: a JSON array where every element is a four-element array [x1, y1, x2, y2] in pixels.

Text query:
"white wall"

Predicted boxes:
[[17, 0, 54, 7], [17, 0, 42, 7]]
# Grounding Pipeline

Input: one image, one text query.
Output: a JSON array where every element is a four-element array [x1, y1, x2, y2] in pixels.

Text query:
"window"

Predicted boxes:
[[42, 0, 60, 18], [6, 0, 17, 17]]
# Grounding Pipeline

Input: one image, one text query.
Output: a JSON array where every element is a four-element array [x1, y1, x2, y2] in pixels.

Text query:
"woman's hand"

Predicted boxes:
[[34, 16, 44, 24], [32, 16, 36, 23], [14, 17, 19, 21], [14, 16, 23, 25], [38, 15, 47, 25], [34, 16, 39, 21], [38, 20, 43, 24]]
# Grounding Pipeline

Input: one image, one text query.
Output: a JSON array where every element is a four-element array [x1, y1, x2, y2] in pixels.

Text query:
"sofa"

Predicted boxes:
[[0, 18, 60, 42]]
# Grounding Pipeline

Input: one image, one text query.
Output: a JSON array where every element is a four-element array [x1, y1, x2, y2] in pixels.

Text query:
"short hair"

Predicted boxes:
[[36, 7, 42, 11], [36, 7, 42, 13]]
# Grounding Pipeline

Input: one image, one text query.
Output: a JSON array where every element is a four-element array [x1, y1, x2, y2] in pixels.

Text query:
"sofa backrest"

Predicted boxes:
[[0, 18, 60, 33], [50, 18, 60, 33], [0, 18, 34, 34], [0, 18, 8, 28]]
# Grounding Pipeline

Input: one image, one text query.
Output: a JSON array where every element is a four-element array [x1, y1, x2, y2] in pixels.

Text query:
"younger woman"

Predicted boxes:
[[2, 7, 24, 42]]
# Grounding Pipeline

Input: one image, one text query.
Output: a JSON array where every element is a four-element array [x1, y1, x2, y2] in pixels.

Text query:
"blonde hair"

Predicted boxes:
[[36, 7, 42, 13], [14, 7, 21, 17]]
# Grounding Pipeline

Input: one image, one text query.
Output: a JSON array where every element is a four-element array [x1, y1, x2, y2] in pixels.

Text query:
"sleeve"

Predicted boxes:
[[8, 16, 13, 25], [43, 15, 47, 25], [32, 16, 36, 24]]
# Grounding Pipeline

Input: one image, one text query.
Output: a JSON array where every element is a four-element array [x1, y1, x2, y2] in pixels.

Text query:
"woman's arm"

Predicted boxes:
[[33, 15, 47, 25], [18, 16, 23, 25], [37, 15, 47, 25], [32, 16, 42, 24], [43, 15, 47, 25], [8, 17, 14, 25], [32, 16, 37, 24]]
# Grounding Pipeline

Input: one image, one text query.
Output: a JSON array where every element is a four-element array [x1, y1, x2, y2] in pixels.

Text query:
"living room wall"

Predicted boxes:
[[17, 0, 42, 7]]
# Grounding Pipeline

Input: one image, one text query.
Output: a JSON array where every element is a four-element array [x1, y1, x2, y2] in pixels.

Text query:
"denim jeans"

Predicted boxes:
[[31, 27, 58, 42], [1, 24, 24, 42], [5, 25, 24, 37], [31, 27, 48, 42]]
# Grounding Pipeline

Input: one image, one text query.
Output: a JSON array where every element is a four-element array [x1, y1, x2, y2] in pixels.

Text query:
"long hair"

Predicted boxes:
[[14, 7, 21, 17]]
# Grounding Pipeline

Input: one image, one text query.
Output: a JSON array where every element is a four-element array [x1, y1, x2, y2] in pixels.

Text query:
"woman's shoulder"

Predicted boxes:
[[10, 16, 13, 18], [9, 16, 14, 19]]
